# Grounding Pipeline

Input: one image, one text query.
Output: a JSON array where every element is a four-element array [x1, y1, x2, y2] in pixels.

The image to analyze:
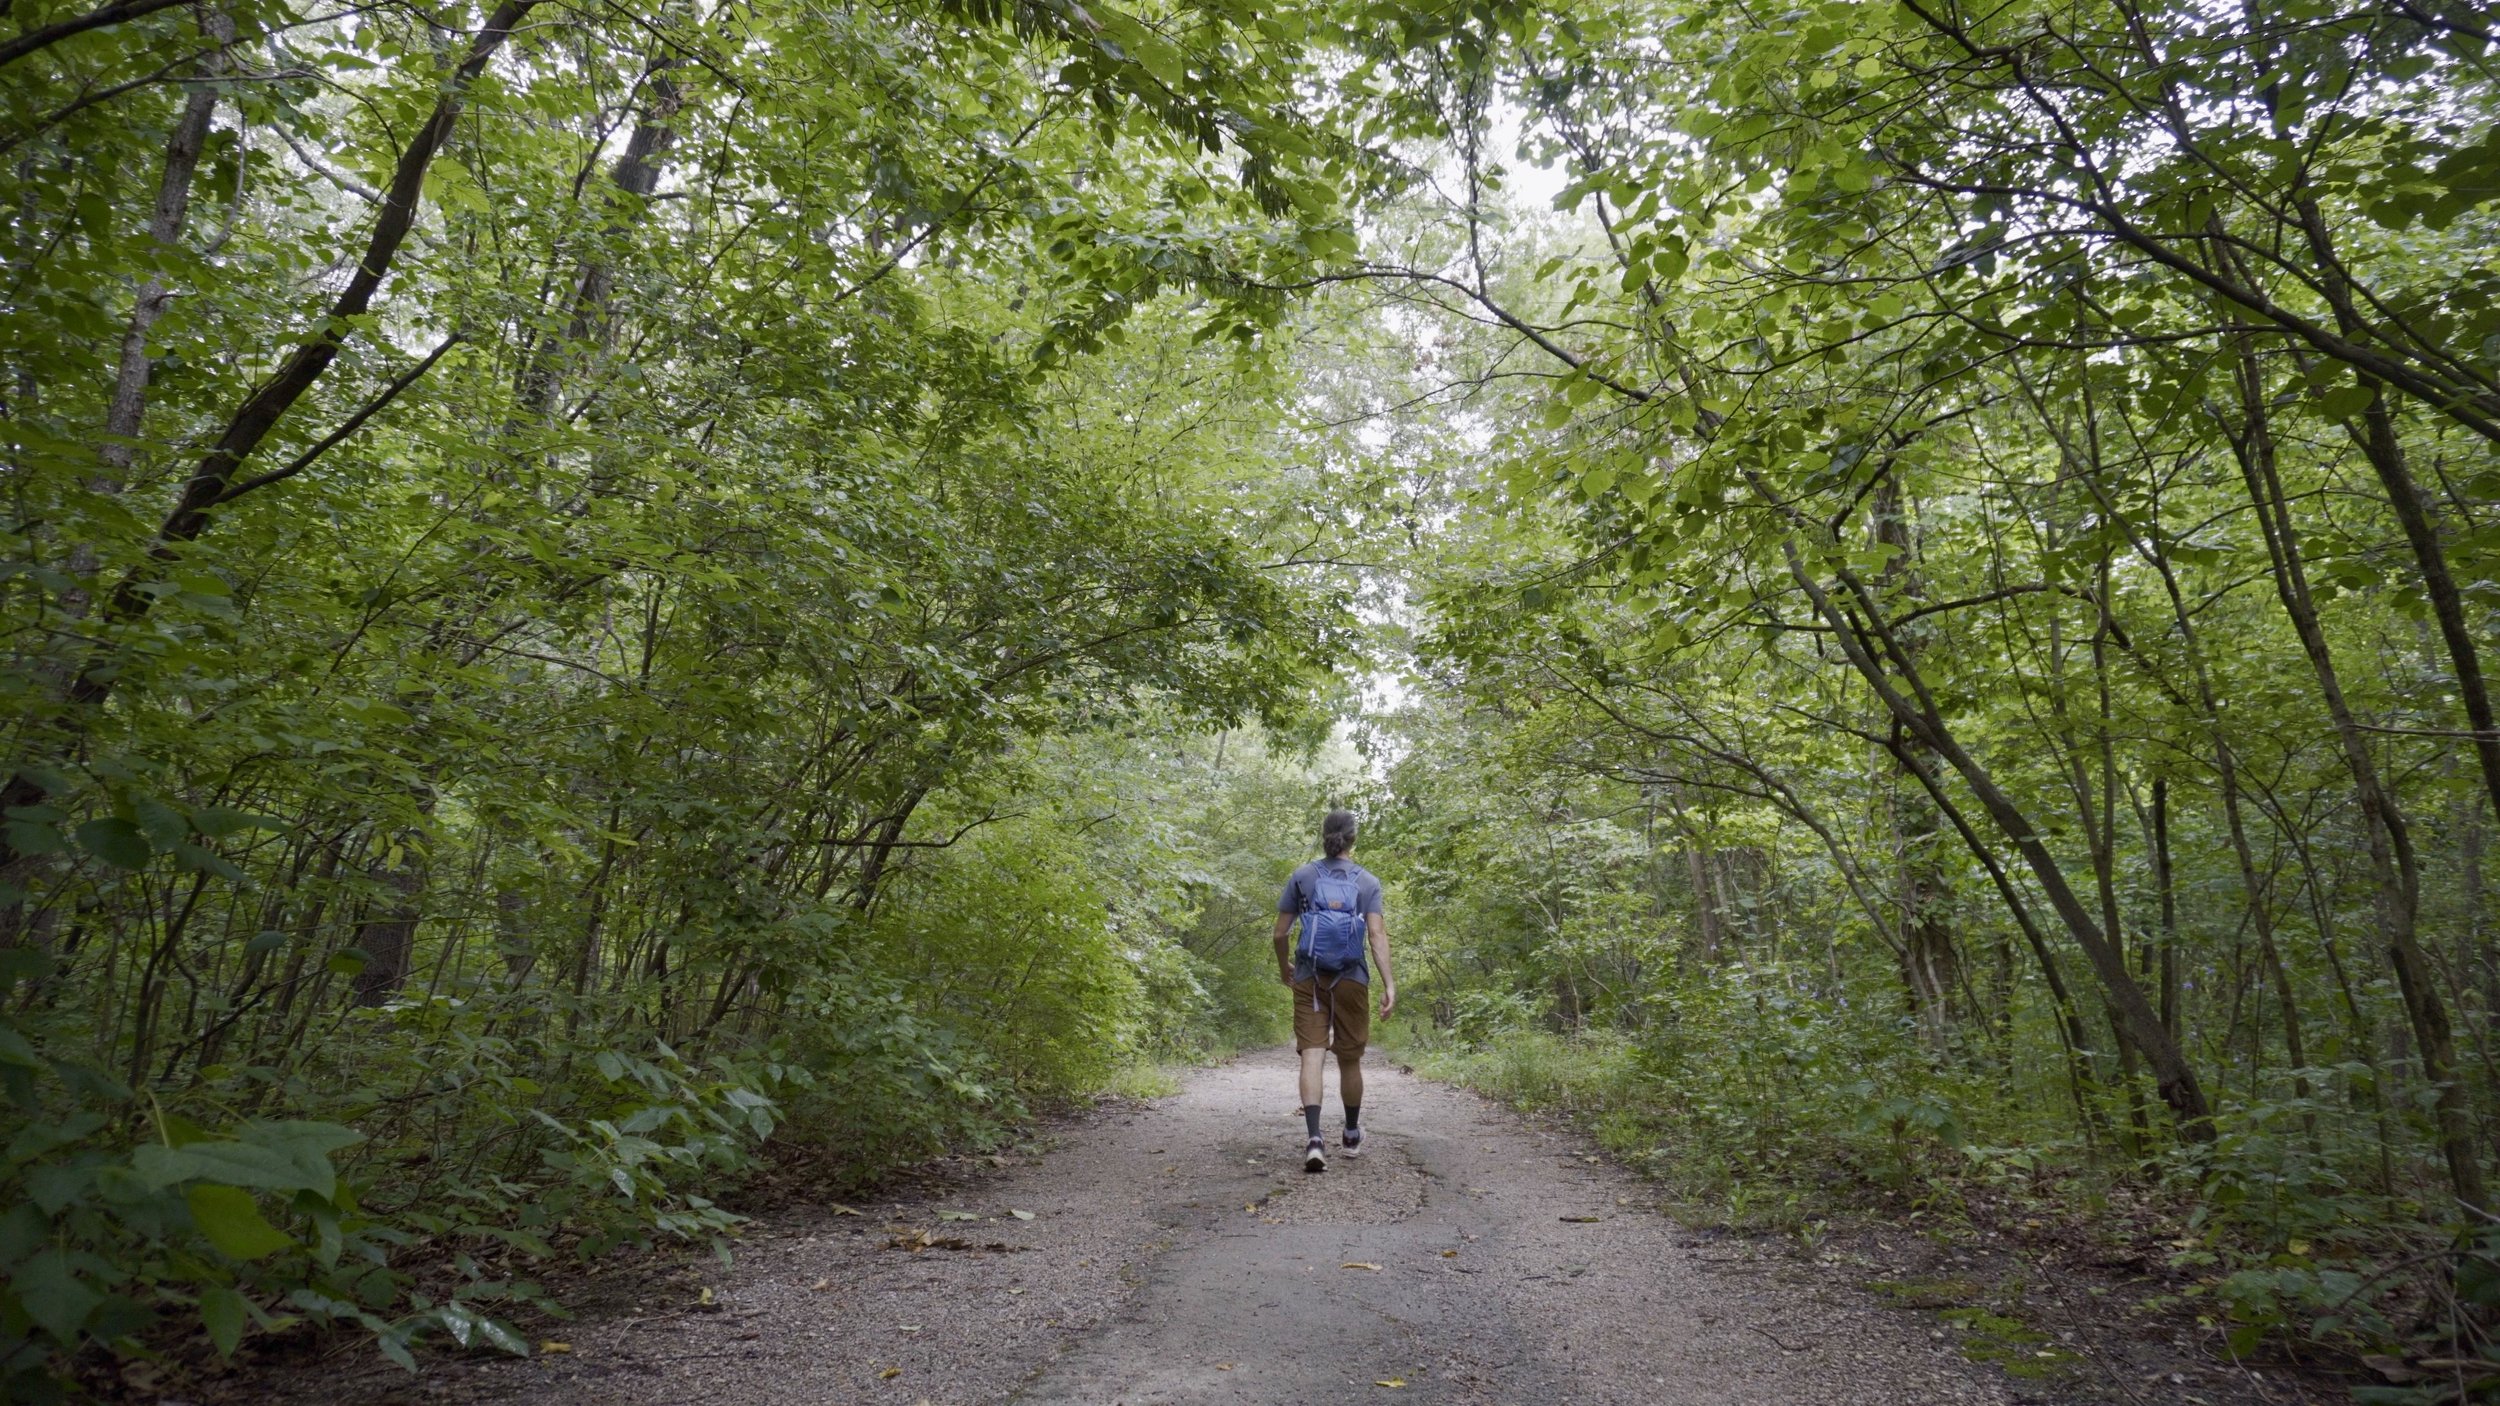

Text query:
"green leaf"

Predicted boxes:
[[0, 947, 56, 984], [171, 842, 247, 880], [475, 1313, 529, 1355], [135, 1121, 359, 1198], [132, 796, 188, 848], [4, 820, 66, 857], [188, 1184, 296, 1260], [10, 1249, 99, 1342], [2314, 383, 2375, 419], [193, 807, 287, 838], [0, 1020, 40, 1069], [201, 1282, 249, 1356], [74, 816, 151, 869]]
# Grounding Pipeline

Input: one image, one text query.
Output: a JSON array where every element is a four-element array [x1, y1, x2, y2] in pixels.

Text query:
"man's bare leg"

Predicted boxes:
[[1299, 1045, 1330, 1170], [1336, 1049, 1365, 1152]]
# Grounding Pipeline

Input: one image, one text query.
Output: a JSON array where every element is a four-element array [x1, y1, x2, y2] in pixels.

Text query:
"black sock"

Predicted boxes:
[[1345, 1105, 1361, 1130], [1304, 1104, 1322, 1139]]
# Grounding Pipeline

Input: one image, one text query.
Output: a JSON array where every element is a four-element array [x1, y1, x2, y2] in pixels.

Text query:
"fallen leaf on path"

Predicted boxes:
[[1010, 1209, 1035, 1220], [829, 1203, 863, 1216], [810, 1278, 832, 1292], [1376, 1378, 1407, 1388], [1215, 1363, 1235, 1370], [880, 1366, 903, 1380], [938, 1210, 981, 1222], [539, 1341, 571, 1354], [899, 1325, 922, 1333], [697, 1286, 718, 1308], [1342, 1262, 1381, 1271], [1559, 1215, 1602, 1223], [1440, 1250, 1458, 1258]]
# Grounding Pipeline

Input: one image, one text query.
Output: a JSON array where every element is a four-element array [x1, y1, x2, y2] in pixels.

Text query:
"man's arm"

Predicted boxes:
[[1367, 912, 1395, 1017], [1273, 913, 1297, 984]]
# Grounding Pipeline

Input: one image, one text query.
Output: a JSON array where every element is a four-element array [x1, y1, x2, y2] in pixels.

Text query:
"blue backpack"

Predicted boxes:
[[1297, 862, 1368, 976]]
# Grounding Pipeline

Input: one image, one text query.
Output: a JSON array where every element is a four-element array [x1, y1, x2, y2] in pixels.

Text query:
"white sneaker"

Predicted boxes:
[[1303, 1137, 1327, 1173], [1342, 1126, 1364, 1157]]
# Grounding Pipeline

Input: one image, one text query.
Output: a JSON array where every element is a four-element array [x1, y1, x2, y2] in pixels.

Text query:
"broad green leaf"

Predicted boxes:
[[74, 817, 151, 869], [201, 1283, 249, 1356], [187, 1184, 297, 1260], [10, 1250, 99, 1341]]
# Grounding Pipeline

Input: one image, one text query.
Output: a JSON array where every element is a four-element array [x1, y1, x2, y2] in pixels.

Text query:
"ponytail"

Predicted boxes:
[[1321, 809, 1358, 859]]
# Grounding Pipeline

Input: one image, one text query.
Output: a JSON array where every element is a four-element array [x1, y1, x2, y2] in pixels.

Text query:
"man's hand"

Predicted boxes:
[[1280, 966, 1297, 987], [1378, 985, 1396, 1019]]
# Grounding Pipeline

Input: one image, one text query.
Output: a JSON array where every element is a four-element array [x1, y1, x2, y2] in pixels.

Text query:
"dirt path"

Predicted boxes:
[[273, 1054, 2030, 1405]]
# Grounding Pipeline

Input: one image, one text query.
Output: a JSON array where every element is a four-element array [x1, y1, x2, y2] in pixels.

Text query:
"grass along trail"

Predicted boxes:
[[252, 1056, 2086, 1405]]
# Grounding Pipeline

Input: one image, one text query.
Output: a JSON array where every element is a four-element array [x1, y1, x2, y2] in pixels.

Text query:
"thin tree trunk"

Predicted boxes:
[[2223, 342, 2486, 1211], [1886, 731, 2105, 1138], [1872, 473, 1959, 1046], [94, 7, 230, 495], [2285, 197, 2500, 828], [2151, 777, 2179, 1045], [351, 845, 425, 1007], [1779, 539, 2214, 1135]]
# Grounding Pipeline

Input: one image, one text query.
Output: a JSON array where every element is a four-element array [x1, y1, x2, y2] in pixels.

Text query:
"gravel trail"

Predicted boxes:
[[277, 1052, 2020, 1405]]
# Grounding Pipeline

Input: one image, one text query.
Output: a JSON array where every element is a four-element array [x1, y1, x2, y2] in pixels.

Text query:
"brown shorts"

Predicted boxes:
[[1292, 975, 1370, 1055]]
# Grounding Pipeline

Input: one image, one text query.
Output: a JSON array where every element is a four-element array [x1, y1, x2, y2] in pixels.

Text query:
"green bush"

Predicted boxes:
[[0, 1000, 783, 1397]]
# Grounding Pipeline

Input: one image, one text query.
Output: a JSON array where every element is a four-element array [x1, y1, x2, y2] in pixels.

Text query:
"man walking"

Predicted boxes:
[[1273, 809, 1394, 1173]]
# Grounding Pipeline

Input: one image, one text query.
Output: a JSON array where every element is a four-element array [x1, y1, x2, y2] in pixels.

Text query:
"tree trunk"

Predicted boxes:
[[0, 0, 544, 865], [351, 846, 425, 1007], [2224, 342, 2486, 1211], [1872, 472, 1960, 1047], [1780, 539, 2214, 1136], [1887, 731, 2105, 1137], [94, 9, 229, 495]]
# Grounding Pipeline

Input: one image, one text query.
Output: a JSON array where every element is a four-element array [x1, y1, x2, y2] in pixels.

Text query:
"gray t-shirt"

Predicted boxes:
[[1279, 857, 1384, 985]]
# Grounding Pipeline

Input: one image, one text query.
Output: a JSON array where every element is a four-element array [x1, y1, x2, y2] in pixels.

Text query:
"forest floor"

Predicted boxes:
[[216, 1054, 2346, 1406]]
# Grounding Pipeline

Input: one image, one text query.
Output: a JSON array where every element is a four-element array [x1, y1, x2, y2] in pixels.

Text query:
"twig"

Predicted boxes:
[[1749, 1325, 1811, 1352]]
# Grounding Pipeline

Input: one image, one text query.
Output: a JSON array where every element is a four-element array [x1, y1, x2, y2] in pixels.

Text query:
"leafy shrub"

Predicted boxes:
[[0, 994, 786, 1397], [862, 825, 1144, 1096], [774, 951, 1022, 1175]]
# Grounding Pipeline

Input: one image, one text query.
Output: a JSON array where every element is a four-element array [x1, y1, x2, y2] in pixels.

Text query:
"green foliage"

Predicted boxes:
[[0, 1002, 777, 1391], [9, 0, 2499, 1386], [1345, 0, 2500, 1376], [0, 0, 1382, 1382]]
